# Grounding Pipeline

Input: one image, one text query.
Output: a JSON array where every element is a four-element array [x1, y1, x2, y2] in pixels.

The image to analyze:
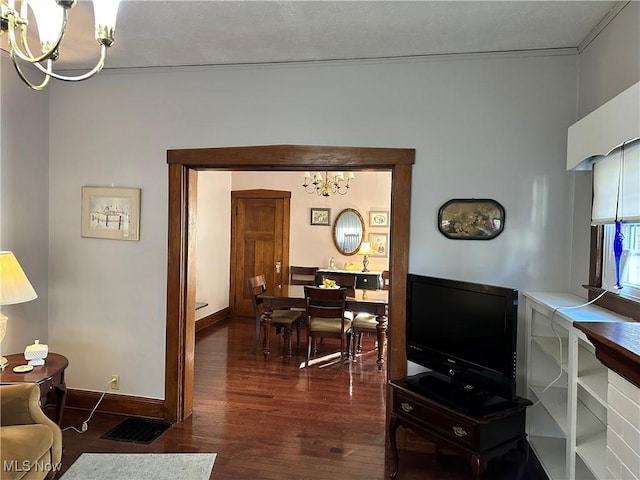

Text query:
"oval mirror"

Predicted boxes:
[[332, 208, 365, 255]]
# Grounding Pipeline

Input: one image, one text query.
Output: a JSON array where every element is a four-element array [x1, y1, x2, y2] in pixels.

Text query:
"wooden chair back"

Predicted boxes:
[[381, 270, 391, 290], [289, 266, 318, 285], [304, 286, 347, 320], [247, 274, 267, 352], [304, 286, 350, 368], [248, 274, 267, 310]]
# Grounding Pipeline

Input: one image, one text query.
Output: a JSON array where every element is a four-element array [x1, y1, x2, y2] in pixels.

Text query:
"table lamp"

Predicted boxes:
[[0, 252, 38, 370], [358, 242, 372, 272]]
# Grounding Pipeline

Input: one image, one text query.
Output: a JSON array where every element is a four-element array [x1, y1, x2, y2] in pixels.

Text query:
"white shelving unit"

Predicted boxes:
[[523, 292, 632, 480]]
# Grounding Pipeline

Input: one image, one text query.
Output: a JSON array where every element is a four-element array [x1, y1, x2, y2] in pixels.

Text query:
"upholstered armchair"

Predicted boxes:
[[0, 383, 63, 480]]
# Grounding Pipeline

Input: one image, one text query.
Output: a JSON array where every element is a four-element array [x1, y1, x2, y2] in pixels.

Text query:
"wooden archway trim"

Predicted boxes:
[[165, 144, 414, 422]]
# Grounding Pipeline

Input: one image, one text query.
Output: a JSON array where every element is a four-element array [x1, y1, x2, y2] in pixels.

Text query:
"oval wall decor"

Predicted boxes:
[[437, 199, 505, 240]]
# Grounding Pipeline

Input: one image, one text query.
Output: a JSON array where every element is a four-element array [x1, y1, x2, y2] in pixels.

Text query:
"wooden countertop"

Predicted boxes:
[[573, 321, 640, 389]]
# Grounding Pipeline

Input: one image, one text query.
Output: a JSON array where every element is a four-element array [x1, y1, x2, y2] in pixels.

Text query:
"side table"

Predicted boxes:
[[389, 378, 531, 480], [0, 352, 69, 426]]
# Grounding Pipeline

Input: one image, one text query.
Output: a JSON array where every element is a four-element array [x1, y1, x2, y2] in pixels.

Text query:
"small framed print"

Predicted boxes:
[[81, 186, 141, 241], [369, 210, 389, 227], [310, 208, 331, 226], [368, 233, 388, 257]]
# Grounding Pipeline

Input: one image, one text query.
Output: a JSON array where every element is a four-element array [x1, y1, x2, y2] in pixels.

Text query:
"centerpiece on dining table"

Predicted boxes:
[[321, 278, 338, 288]]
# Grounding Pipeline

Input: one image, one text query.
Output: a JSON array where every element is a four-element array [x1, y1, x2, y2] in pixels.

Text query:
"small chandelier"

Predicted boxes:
[[0, 0, 121, 91], [302, 171, 354, 197]]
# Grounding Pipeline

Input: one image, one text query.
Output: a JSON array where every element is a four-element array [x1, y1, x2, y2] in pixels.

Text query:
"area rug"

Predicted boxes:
[[60, 453, 216, 480]]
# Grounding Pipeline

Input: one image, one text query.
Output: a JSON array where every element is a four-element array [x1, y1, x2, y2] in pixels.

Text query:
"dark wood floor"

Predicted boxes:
[[58, 316, 546, 479]]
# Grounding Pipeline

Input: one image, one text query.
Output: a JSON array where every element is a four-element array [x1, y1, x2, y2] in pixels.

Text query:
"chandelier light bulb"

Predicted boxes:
[[93, 0, 120, 46], [28, 0, 64, 51], [0, 0, 121, 90]]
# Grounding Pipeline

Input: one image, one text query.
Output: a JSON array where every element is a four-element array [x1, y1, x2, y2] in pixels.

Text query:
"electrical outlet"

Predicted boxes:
[[110, 375, 120, 390]]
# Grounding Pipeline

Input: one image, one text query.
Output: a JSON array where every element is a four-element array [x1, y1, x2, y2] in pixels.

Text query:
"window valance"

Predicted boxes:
[[567, 82, 639, 171]]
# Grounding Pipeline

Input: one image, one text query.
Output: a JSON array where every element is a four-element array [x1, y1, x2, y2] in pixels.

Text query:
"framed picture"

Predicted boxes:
[[369, 210, 389, 227], [81, 186, 141, 241], [437, 199, 505, 240], [310, 207, 331, 226], [368, 233, 388, 257]]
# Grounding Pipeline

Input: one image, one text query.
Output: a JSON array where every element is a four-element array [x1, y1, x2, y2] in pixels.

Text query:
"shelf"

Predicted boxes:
[[577, 371, 608, 406], [575, 454, 598, 480], [529, 385, 568, 434], [576, 431, 608, 480], [526, 396, 566, 439], [529, 436, 567, 480], [576, 343, 608, 403], [530, 342, 568, 389], [532, 336, 569, 368], [576, 398, 606, 445]]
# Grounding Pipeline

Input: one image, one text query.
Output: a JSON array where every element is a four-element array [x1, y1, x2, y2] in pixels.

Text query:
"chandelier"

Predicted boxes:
[[302, 171, 354, 197], [0, 0, 121, 90]]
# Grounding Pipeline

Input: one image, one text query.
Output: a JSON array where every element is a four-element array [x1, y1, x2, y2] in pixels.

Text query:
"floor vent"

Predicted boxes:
[[101, 418, 172, 444]]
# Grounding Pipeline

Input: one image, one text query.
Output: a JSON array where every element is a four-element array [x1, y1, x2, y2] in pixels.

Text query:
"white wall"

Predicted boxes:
[[568, 1, 640, 297], [195, 171, 232, 320], [0, 54, 50, 355], [44, 52, 579, 399], [578, 2, 640, 118]]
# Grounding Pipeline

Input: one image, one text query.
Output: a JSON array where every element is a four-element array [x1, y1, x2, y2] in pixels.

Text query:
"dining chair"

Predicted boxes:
[[248, 274, 303, 356], [289, 266, 319, 286], [304, 286, 351, 369], [351, 270, 390, 360]]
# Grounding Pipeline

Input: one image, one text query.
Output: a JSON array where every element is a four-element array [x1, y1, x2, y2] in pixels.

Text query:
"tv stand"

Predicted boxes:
[[406, 372, 515, 416], [389, 377, 532, 480]]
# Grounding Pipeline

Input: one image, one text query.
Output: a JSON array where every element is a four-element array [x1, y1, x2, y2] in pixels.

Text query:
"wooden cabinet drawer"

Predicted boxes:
[[395, 390, 476, 448], [355, 274, 381, 290]]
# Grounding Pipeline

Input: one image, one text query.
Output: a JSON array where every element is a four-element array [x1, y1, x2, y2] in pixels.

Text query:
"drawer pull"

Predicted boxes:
[[400, 402, 413, 413], [453, 426, 467, 437]]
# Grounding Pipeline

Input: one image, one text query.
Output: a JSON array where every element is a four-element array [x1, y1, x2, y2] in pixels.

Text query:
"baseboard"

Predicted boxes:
[[196, 307, 231, 332], [66, 389, 165, 420], [65, 308, 229, 421]]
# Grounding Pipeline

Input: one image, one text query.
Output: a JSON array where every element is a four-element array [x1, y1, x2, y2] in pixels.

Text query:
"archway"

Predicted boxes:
[[165, 144, 414, 422]]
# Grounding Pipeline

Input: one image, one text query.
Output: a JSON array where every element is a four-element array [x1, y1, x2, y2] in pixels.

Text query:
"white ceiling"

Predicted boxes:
[[1, 1, 627, 72]]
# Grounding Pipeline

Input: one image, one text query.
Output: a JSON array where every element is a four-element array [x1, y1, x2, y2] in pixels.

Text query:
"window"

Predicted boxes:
[[588, 139, 639, 319], [602, 223, 640, 300]]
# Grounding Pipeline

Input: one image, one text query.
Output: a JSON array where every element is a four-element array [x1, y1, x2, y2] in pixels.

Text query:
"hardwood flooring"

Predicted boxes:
[[58, 316, 546, 479]]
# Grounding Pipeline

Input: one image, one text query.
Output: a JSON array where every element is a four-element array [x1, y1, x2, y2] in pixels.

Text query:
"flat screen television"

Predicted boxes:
[[405, 273, 519, 415]]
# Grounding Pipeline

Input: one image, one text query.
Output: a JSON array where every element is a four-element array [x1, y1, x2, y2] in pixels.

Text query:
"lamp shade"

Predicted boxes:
[[0, 252, 38, 305], [358, 242, 372, 255]]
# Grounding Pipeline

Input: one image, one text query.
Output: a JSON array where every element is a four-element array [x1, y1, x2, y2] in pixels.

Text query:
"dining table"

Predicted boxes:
[[257, 284, 389, 369]]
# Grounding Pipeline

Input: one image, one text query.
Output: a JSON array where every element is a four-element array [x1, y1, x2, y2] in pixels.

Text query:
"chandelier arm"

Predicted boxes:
[[303, 184, 318, 195], [10, 52, 51, 91], [31, 45, 108, 82], [6, 8, 68, 64]]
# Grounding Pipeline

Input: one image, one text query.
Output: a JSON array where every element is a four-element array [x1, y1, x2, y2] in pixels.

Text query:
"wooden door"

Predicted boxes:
[[230, 189, 291, 317]]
